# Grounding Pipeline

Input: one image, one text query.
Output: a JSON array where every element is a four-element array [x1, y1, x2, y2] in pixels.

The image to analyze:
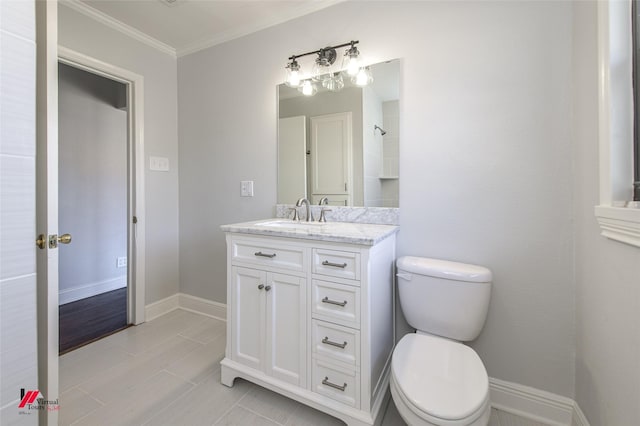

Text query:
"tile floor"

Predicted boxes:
[[60, 309, 550, 426]]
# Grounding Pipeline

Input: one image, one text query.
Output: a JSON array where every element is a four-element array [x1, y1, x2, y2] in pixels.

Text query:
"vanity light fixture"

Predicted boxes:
[[285, 57, 301, 88], [284, 40, 371, 96], [342, 41, 361, 76]]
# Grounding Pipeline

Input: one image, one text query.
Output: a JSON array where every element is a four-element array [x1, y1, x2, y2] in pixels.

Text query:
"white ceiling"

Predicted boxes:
[[67, 0, 344, 57]]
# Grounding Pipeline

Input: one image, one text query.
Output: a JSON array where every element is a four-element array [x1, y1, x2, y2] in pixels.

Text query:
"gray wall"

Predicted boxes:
[[572, 2, 640, 424], [59, 4, 180, 304], [178, 1, 575, 397], [58, 63, 128, 303], [0, 0, 38, 423]]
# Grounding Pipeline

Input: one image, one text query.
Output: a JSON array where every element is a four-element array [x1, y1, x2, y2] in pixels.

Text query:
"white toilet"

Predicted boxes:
[[390, 256, 493, 426]]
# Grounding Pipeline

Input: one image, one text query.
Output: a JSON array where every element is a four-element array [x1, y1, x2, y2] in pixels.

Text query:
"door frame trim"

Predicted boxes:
[[57, 46, 146, 325]]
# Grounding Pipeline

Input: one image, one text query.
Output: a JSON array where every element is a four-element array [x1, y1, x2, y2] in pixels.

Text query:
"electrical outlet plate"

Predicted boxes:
[[117, 257, 127, 268], [241, 181, 254, 197], [150, 156, 169, 172]]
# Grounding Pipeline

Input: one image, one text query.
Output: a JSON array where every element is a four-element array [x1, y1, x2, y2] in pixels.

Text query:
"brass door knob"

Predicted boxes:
[[58, 234, 72, 244], [36, 234, 46, 249]]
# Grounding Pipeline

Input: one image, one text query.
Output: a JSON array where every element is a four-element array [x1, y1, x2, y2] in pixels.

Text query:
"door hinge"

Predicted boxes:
[[133, 216, 138, 224]]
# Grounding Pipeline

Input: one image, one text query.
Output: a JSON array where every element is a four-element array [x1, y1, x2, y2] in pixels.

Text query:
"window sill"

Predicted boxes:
[[594, 205, 640, 248]]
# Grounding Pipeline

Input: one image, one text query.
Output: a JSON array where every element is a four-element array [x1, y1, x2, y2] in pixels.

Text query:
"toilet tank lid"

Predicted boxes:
[[397, 256, 492, 283]]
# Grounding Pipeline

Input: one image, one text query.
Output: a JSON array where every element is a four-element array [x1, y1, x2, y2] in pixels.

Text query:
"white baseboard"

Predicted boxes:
[[145, 293, 180, 321], [178, 293, 226, 321], [572, 402, 590, 426], [489, 377, 574, 426], [59, 276, 126, 305], [144, 293, 226, 322]]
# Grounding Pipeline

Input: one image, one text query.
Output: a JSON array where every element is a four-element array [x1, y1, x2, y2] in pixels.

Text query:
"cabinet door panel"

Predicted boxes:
[[232, 267, 265, 371], [266, 272, 306, 386]]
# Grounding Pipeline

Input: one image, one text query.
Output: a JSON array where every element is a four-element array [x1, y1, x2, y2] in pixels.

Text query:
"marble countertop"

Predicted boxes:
[[221, 218, 399, 246]]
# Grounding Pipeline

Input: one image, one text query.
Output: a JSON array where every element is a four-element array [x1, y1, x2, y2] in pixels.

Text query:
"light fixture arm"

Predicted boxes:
[[288, 40, 359, 61]]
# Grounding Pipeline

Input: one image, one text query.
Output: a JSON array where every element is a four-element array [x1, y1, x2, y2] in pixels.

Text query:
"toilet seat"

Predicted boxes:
[[391, 333, 490, 425]]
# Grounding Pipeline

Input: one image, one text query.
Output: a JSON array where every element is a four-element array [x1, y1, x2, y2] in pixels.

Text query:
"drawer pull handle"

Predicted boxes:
[[322, 377, 347, 392], [322, 337, 347, 349], [322, 260, 347, 268], [322, 297, 347, 307], [255, 251, 276, 258], [258, 284, 264, 290]]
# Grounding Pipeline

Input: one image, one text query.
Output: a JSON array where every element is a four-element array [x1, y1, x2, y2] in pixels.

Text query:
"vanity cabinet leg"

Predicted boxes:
[[220, 364, 236, 387]]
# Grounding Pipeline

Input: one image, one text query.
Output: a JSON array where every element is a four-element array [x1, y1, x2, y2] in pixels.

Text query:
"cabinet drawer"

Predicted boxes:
[[312, 320, 360, 366], [312, 358, 360, 408], [312, 249, 360, 281], [312, 280, 360, 327], [232, 238, 305, 272]]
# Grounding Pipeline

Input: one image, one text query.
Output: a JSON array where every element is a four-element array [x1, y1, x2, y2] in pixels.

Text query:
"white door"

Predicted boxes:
[[231, 267, 265, 371], [310, 112, 353, 205], [278, 116, 306, 203], [1, 1, 41, 424], [265, 272, 306, 386]]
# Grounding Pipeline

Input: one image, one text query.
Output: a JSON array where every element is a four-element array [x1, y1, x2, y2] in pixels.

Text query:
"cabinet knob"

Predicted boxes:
[[265, 285, 272, 292], [258, 284, 264, 290]]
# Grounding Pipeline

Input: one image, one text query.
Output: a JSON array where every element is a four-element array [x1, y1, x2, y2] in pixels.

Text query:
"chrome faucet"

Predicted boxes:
[[295, 197, 313, 222], [318, 197, 329, 206]]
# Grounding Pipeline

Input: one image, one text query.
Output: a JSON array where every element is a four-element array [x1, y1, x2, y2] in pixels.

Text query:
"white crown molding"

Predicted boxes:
[[59, 0, 177, 58], [176, 0, 346, 57]]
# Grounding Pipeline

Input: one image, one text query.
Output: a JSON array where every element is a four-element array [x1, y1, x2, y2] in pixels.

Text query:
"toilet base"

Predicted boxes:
[[390, 372, 491, 426]]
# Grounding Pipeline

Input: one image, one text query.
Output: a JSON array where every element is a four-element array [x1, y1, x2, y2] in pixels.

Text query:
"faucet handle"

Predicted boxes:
[[318, 208, 332, 222], [287, 207, 300, 221]]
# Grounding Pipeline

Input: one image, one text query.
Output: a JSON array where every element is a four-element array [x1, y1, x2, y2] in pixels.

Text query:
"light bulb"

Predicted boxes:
[[345, 56, 360, 76], [300, 80, 317, 96], [285, 58, 301, 88], [352, 67, 373, 86], [342, 43, 361, 76]]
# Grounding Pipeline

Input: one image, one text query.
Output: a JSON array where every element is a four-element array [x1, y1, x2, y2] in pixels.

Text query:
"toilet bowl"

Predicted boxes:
[[391, 257, 492, 426], [390, 333, 491, 425]]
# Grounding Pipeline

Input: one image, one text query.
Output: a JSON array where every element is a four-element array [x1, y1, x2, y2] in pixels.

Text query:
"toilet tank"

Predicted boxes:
[[396, 256, 492, 342]]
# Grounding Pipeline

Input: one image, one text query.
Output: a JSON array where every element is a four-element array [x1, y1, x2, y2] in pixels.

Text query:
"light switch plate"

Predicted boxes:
[[241, 181, 254, 197], [150, 156, 169, 171]]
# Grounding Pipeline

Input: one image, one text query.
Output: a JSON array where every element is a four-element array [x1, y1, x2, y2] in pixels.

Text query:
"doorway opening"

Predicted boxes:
[[57, 62, 130, 353]]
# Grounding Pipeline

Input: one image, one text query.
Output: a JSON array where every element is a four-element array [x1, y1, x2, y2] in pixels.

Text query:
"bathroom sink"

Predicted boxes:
[[254, 219, 324, 230]]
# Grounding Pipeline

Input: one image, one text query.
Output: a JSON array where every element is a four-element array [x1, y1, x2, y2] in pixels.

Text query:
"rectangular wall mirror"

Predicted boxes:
[[278, 59, 400, 207]]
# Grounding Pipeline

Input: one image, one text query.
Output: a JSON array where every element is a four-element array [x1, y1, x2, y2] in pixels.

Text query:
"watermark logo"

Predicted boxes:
[[18, 388, 60, 414], [18, 389, 39, 408]]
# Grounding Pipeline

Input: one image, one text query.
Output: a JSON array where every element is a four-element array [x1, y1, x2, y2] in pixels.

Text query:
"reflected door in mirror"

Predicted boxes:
[[310, 112, 353, 206]]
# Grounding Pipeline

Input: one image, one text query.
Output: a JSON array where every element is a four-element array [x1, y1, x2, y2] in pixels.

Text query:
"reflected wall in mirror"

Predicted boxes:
[[278, 59, 400, 207]]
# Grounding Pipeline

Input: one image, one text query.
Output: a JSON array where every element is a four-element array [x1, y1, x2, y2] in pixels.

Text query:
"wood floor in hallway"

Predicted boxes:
[[59, 288, 128, 354]]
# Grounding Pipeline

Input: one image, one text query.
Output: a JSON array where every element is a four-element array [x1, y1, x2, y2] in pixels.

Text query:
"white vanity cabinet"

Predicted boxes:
[[230, 266, 306, 386], [221, 222, 397, 426]]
